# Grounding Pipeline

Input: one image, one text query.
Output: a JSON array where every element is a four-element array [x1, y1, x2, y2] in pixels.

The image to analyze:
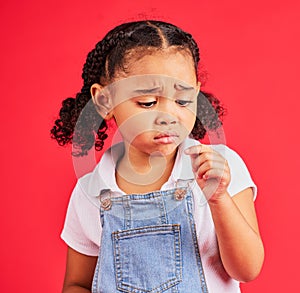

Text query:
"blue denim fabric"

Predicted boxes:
[[92, 186, 209, 293]]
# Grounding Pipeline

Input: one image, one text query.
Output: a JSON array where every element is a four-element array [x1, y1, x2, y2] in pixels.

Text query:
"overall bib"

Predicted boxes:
[[92, 183, 209, 293]]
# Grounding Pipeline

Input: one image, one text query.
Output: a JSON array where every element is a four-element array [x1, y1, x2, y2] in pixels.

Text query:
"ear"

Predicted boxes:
[[90, 83, 113, 119], [194, 81, 201, 97], [196, 81, 201, 95]]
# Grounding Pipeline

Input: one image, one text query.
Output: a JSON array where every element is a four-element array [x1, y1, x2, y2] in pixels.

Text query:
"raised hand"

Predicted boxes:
[[184, 144, 231, 202]]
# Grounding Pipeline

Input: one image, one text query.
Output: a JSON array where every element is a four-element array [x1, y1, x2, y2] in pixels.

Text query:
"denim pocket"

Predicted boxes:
[[112, 224, 182, 293]]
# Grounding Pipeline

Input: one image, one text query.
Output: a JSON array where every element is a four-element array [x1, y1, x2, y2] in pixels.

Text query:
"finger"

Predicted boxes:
[[190, 154, 201, 172], [190, 153, 225, 173], [196, 161, 229, 179], [200, 168, 230, 182], [198, 151, 225, 164], [184, 144, 213, 156], [189, 149, 226, 171]]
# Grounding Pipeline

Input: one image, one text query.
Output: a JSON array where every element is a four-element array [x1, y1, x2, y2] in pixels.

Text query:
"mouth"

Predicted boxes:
[[154, 132, 179, 144]]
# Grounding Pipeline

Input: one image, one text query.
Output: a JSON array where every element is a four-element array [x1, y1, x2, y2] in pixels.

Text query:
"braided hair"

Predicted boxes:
[[50, 20, 226, 156]]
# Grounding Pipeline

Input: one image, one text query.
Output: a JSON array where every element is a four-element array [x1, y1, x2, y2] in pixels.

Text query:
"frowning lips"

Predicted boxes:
[[154, 132, 179, 143]]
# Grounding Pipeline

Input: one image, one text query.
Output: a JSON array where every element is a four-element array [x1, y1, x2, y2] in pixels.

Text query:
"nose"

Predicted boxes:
[[155, 98, 179, 126], [155, 112, 178, 125]]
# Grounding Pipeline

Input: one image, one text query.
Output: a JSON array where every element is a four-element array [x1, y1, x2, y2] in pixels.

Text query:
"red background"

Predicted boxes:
[[1, 0, 299, 292]]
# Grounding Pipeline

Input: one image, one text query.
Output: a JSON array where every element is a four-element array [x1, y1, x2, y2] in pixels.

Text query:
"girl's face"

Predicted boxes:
[[108, 50, 199, 157]]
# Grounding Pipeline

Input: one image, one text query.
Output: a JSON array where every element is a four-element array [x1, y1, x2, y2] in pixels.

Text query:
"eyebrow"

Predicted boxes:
[[132, 84, 194, 94], [174, 84, 194, 91], [133, 87, 162, 94]]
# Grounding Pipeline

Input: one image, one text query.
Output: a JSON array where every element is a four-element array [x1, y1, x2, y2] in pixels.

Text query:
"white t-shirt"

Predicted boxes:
[[61, 138, 257, 292]]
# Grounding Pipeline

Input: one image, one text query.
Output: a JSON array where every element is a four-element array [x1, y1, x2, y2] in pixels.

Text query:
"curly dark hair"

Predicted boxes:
[[50, 20, 226, 156]]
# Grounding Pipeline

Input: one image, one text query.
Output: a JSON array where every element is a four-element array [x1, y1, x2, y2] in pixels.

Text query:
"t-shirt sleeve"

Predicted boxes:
[[213, 145, 257, 200], [61, 182, 101, 256]]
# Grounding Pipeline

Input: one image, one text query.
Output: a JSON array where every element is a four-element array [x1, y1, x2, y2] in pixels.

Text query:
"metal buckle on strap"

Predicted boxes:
[[174, 188, 186, 200], [99, 189, 112, 210], [174, 179, 194, 200]]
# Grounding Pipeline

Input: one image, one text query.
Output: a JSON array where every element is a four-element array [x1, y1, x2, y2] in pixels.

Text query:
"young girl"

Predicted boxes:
[[51, 20, 264, 293]]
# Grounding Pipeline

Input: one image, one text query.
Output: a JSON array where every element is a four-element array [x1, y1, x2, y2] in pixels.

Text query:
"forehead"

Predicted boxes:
[[115, 48, 197, 86]]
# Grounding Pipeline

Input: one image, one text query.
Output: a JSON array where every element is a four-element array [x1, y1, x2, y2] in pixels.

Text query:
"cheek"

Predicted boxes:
[[181, 108, 196, 131], [116, 111, 155, 140]]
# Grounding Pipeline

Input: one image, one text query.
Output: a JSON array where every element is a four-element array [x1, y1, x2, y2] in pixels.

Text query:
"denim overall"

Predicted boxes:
[[92, 182, 209, 293]]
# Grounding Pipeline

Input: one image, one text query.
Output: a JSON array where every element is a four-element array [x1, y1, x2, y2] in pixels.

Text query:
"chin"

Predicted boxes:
[[150, 145, 178, 157]]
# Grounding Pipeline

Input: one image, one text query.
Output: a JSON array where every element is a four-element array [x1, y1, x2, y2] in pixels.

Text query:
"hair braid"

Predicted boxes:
[[51, 32, 126, 156]]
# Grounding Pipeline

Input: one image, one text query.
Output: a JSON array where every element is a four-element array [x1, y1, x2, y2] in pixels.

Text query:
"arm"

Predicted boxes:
[[185, 145, 264, 282], [208, 188, 264, 282], [62, 247, 98, 293]]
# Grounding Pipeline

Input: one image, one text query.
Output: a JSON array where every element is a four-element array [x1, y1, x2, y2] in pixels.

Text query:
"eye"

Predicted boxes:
[[137, 101, 157, 108], [175, 100, 193, 107]]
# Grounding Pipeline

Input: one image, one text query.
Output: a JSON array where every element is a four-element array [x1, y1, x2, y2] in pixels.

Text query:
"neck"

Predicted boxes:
[[116, 143, 177, 193]]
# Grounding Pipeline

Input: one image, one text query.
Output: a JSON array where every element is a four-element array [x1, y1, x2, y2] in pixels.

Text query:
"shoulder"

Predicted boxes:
[[70, 178, 100, 209], [61, 180, 101, 256]]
